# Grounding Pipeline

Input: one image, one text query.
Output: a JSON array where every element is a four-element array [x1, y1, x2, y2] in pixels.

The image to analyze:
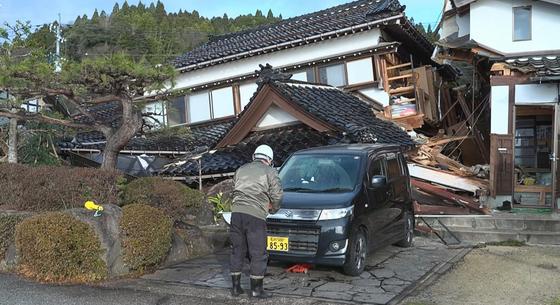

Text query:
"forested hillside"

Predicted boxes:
[[30, 1, 282, 64]]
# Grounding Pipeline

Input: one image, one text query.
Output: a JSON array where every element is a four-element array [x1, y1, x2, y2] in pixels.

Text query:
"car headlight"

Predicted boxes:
[[319, 206, 353, 220]]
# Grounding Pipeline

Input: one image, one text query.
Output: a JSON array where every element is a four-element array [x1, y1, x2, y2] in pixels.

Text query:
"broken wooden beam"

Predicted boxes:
[[411, 178, 491, 215], [413, 201, 471, 215], [407, 163, 488, 195], [386, 62, 412, 70], [389, 86, 415, 95]]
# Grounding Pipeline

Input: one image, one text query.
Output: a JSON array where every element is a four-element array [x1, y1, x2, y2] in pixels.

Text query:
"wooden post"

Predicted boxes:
[[7, 109, 17, 163]]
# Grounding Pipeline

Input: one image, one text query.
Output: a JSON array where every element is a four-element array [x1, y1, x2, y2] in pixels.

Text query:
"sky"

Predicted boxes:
[[0, 0, 444, 29]]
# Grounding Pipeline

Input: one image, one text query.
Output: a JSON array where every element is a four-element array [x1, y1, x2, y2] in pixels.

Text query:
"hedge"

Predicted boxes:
[[0, 214, 26, 260], [121, 177, 205, 223], [15, 212, 107, 283], [0, 164, 123, 211], [120, 204, 172, 272]]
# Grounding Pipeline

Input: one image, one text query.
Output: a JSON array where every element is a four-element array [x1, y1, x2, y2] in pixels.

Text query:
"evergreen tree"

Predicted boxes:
[[111, 3, 119, 15], [255, 9, 263, 17], [267, 9, 274, 19]]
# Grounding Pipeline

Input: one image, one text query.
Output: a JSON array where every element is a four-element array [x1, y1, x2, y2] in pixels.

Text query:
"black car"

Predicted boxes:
[[266, 144, 414, 275]]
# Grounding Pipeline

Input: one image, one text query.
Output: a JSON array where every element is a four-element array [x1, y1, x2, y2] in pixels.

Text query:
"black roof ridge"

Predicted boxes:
[[208, 0, 379, 43], [172, 0, 410, 69]]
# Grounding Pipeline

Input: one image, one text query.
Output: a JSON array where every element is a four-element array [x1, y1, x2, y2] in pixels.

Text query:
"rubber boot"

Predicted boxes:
[[249, 278, 272, 299], [231, 274, 244, 297]]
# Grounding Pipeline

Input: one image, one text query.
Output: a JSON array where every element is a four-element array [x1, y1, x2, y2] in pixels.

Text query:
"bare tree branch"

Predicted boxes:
[[0, 110, 93, 130]]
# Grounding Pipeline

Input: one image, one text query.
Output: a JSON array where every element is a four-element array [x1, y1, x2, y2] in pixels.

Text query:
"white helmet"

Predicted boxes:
[[253, 144, 274, 162]]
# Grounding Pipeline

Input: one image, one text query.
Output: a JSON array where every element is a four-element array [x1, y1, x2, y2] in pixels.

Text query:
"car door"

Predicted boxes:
[[364, 154, 394, 249], [384, 152, 410, 242]]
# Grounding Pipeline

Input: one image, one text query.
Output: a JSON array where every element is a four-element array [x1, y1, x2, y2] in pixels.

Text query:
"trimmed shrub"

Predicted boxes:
[[120, 204, 172, 272], [15, 212, 107, 283], [121, 177, 206, 223], [0, 214, 26, 260], [0, 163, 124, 212]]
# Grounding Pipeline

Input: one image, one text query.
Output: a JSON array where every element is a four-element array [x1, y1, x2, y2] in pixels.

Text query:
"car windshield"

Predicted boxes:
[[279, 154, 361, 193]]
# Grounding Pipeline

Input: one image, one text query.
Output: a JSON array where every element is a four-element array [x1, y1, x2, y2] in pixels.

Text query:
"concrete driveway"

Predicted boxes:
[[123, 237, 469, 305]]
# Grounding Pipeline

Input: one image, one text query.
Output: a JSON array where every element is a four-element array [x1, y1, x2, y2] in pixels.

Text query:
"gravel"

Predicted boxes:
[[403, 245, 560, 305]]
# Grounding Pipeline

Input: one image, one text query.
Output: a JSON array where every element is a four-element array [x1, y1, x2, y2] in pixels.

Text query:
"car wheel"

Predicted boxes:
[[343, 228, 367, 276], [396, 211, 414, 247]]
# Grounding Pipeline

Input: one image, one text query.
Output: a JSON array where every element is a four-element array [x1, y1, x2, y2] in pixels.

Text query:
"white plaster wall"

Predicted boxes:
[[174, 29, 382, 90], [359, 87, 390, 106], [256, 105, 299, 128], [491, 85, 509, 134], [470, 0, 560, 54], [457, 12, 471, 37], [441, 16, 459, 39], [515, 83, 559, 104]]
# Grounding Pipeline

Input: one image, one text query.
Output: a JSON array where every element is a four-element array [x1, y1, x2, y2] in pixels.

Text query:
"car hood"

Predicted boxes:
[[280, 191, 356, 210]]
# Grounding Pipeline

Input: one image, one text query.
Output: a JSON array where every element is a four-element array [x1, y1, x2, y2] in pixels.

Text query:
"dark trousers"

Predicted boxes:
[[230, 212, 268, 278]]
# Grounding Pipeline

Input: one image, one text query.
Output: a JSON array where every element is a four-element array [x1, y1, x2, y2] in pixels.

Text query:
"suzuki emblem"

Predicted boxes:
[[284, 210, 293, 218]]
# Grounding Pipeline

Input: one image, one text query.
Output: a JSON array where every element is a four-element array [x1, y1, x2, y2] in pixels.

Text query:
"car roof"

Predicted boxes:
[[292, 144, 403, 156]]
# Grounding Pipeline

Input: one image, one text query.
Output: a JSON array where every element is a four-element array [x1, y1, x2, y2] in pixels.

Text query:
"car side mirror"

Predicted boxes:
[[371, 175, 387, 188]]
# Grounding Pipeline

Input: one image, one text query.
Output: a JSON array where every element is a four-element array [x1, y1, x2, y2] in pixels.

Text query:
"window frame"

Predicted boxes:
[[345, 57, 376, 86], [512, 5, 532, 42], [317, 62, 348, 87]]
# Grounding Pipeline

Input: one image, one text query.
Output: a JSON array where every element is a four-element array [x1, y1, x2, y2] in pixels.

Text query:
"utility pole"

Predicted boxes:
[[55, 13, 62, 73]]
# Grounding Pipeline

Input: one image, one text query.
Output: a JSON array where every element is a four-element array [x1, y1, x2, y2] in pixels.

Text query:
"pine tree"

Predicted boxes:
[[111, 3, 119, 15], [267, 9, 274, 19], [255, 9, 263, 17]]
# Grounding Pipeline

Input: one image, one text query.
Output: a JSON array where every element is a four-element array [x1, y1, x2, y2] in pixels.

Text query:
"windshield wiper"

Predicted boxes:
[[318, 187, 353, 193], [283, 187, 316, 192]]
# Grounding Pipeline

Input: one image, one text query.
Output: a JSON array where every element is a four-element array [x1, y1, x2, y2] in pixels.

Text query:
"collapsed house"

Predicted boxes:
[[433, 0, 560, 212], [160, 66, 414, 180], [60, 0, 447, 180]]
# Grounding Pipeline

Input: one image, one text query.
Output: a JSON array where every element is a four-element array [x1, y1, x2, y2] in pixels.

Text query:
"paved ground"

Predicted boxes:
[[0, 237, 469, 305], [119, 237, 468, 305], [403, 244, 560, 305], [0, 272, 340, 305]]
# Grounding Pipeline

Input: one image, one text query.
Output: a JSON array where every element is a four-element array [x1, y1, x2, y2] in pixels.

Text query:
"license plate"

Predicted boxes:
[[267, 236, 289, 252]]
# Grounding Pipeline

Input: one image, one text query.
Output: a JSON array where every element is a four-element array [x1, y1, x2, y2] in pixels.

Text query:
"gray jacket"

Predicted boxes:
[[231, 160, 283, 220]]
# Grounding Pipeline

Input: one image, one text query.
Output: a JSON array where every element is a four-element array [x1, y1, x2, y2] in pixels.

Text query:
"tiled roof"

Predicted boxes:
[[59, 105, 235, 153], [160, 78, 413, 177], [160, 124, 333, 177], [506, 56, 560, 77], [172, 0, 414, 70], [271, 81, 414, 146]]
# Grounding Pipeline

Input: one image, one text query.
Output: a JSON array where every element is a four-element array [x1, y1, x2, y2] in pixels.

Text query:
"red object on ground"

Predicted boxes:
[[286, 263, 312, 273]]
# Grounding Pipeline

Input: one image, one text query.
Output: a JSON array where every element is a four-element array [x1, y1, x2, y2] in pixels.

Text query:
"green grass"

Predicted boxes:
[[485, 240, 526, 247], [549, 297, 560, 305], [511, 207, 552, 214]]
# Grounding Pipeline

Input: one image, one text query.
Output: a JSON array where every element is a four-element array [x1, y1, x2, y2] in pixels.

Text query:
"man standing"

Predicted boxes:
[[230, 144, 283, 299]]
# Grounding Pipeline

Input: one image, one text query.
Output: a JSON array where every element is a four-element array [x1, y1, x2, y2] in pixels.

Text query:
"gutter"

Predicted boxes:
[[59, 147, 192, 155], [177, 14, 405, 73], [164, 172, 235, 181]]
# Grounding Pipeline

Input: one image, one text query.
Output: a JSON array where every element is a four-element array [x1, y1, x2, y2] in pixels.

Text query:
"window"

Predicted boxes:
[[291, 69, 316, 82], [279, 154, 361, 192], [144, 101, 166, 128], [211, 86, 235, 118], [513, 6, 531, 41], [239, 83, 259, 109], [167, 96, 186, 126], [319, 64, 346, 87], [369, 158, 385, 177], [346, 58, 374, 85], [188, 91, 211, 123]]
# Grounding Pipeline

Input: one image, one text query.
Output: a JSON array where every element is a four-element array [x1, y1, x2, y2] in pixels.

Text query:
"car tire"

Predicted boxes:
[[342, 228, 367, 276], [396, 211, 414, 248]]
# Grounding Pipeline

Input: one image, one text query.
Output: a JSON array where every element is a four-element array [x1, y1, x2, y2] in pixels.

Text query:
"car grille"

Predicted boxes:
[[267, 224, 320, 255]]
